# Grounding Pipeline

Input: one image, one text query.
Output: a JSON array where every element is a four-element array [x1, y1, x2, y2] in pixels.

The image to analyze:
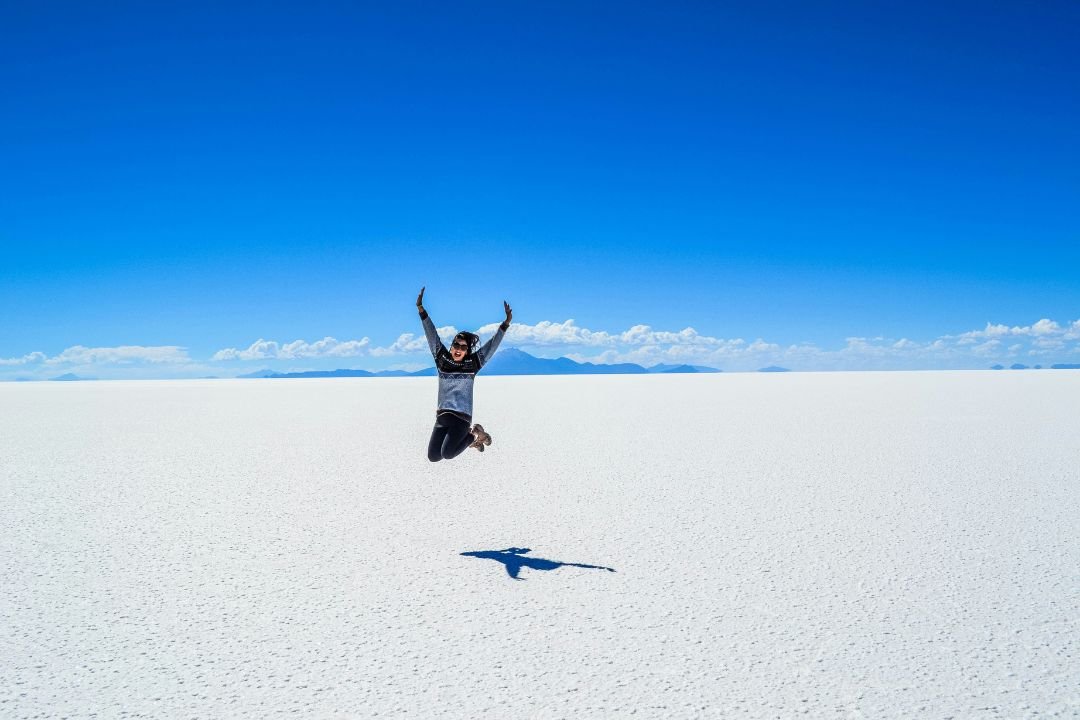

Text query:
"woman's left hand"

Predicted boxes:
[[503, 301, 513, 326]]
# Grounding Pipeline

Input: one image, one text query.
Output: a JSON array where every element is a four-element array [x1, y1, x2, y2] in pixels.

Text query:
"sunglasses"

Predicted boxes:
[[451, 341, 470, 351]]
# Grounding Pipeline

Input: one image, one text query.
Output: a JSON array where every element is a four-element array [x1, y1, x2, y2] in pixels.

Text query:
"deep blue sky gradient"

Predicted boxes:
[[2, 1, 1078, 362]]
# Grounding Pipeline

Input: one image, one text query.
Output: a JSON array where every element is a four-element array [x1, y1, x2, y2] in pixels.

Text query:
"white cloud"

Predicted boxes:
[[475, 319, 615, 347], [213, 340, 277, 361], [1032, 337, 1065, 349], [282, 337, 370, 358], [214, 325, 485, 362], [0, 351, 48, 366], [956, 318, 1070, 341], [1028, 319, 1062, 336], [45, 345, 191, 365], [369, 333, 426, 357], [566, 335, 786, 369], [957, 323, 1011, 340], [369, 326, 457, 357], [746, 339, 780, 353], [970, 339, 1003, 357], [0, 346, 193, 380], [213, 326, 469, 362], [212, 336, 370, 361]]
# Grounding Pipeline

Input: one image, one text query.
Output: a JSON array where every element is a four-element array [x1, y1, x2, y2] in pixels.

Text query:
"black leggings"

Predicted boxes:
[[427, 413, 474, 462]]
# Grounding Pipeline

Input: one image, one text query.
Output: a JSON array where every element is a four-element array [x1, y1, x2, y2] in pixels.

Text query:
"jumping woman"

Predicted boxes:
[[417, 287, 512, 462]]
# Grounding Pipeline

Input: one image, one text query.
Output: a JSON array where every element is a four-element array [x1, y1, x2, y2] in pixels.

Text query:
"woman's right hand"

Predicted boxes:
[[416, 286, 426, 311]]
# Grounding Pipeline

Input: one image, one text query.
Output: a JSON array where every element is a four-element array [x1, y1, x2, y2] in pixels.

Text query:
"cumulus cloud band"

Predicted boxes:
[[0, 345, 190, 367], [5, 318, 1078, 375], [212, 336, 372, 361]]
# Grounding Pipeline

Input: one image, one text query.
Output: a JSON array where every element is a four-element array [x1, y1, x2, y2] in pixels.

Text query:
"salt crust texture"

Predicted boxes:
[[2, 372, 1078, 719]]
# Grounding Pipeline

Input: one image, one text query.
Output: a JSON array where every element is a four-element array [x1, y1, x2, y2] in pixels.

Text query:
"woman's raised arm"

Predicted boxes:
[[417, 286, 445, 357], [477, 300, 512, 366]]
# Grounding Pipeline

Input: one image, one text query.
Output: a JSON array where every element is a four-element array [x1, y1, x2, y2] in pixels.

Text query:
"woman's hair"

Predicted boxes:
[[454, 331, 480, 354]]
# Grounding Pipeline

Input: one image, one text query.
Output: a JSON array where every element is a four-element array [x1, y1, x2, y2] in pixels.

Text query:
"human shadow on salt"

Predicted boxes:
[[461, 547, 616, 580]]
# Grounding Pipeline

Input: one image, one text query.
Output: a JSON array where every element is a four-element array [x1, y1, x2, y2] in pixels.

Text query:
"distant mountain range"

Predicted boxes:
[[6, 357, 1080, 383], [482, 348, 721, 376], [242, 348, 724, 379]]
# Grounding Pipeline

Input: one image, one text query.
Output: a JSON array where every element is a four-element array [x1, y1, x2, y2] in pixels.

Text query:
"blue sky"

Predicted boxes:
[[2, 1, 1078, 378]]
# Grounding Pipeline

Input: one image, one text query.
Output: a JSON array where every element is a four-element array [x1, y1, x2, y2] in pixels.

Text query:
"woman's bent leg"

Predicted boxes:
[[427, 424, 449, 462], [440, 416, 476, 460]]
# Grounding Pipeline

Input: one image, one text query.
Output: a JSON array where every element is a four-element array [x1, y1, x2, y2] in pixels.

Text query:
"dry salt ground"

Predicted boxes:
[[2, 372, 1079, 719]]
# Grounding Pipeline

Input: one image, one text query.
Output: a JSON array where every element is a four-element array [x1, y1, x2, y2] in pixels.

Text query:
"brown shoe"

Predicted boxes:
[[470, 437, 485, 452], [472, 424, 493, 446]]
